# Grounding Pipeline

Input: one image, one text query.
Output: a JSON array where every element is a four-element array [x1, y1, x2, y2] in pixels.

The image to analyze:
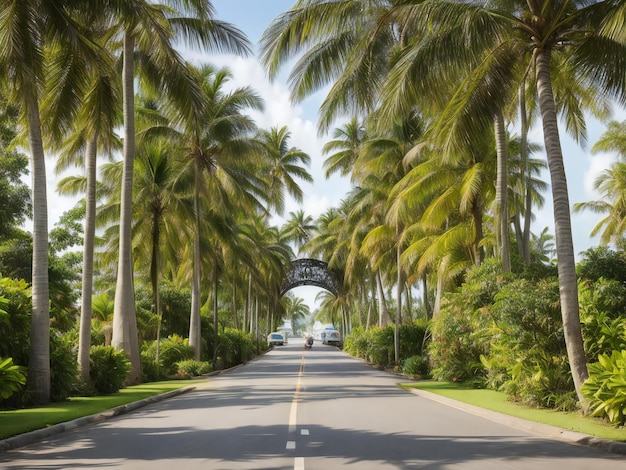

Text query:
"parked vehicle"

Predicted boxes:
[[267, 332, 285, 346], [321, 328, 341, 346]]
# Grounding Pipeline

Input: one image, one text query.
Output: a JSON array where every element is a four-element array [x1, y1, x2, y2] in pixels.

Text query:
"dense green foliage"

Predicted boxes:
[[89, 346, 131, 395], [344, 322, 429, 369], [582, 350, 626, 425], [0, 357, 26, 400], [216, 328, 257, 369], [174, 360, 212, 379]]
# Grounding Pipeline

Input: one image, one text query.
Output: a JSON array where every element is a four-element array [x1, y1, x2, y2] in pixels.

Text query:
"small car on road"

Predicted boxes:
[[267, 332, 285, 346]]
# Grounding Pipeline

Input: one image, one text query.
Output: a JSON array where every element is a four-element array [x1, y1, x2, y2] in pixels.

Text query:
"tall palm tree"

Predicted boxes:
[[380, 0, 626, 400], [169, 65, 263, 359], [50, 25, 120, 383], [101, 0, 252, 382], [0, 0, 102, 404]]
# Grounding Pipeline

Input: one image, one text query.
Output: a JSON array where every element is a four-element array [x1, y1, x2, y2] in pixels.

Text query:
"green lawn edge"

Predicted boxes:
[[0, 379, 205, 440], [403, 381, 626, 442]]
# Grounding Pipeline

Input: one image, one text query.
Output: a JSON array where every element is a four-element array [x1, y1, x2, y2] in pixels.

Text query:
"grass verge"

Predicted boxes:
[[0, 379, 205, 440], [403, 381, 626, 442]]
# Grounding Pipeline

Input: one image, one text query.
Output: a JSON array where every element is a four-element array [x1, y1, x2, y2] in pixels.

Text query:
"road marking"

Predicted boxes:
[[294, 457, 305, 470], [288, 353, 306, 433], [301, 429, 309, 435], [286, 441, 296, 450]]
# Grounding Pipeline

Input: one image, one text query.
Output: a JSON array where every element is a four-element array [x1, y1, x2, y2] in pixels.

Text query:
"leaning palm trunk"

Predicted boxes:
[[112, 33, 141, 384], [494, 112, 510, 272], [535, 49, 588, 401], [78, 134, 98, 383], [26, 89, 50, 405]]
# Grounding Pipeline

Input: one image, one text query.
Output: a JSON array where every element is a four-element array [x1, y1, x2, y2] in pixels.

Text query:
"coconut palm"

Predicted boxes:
[[380, 0, 626, 400], [322, 118, 367, 179], [282, 210, 316, 256], [0, 0, 103, 404], [96, 0, 252, 382], [165, 64, 263, 359], [255, 126, 313, 216]]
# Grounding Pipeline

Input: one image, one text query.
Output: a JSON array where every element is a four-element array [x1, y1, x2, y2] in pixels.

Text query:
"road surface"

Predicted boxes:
[[1, 338, 624, 469]]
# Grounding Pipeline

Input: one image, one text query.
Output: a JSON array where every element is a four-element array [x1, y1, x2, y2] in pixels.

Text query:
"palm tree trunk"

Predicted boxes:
[[189, 169, 202, 360], [494, 112, 511, 272], [78, 134, 98, 383], [232, 282, 239, 330], [535, 49, 588, 401], [152, 208, 162, 361], [519, 84, 532, 265], [395, 241, 402, 364], [112, 32, 141, 384], [376, 271, 390, 327], [422, 274, 431, 319], [26, 88, 50, 405]]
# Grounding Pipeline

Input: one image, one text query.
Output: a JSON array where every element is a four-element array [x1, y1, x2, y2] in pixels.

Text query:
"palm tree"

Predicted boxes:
[[50, 25, 120, 383], [380, 0, 626, 400], [282, 210, 316, 256], [169, 65, 263, 359], [0, 0, 102, 404], [574, 163, 626, 245], [255, 125, 313, 216], [101, 0, 252, 382], [260, 0, 399, 133], [322, 118, 367, 179]]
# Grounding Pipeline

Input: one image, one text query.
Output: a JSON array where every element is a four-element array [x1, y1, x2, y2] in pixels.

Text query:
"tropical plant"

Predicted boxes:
[[582, 350, 626, 425], [0, 357, 26, 401], [89, 345, 131, 395]]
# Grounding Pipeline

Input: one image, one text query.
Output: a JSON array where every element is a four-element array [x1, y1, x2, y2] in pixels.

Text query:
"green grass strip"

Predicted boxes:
[[404, 381, 626, 442], [0, 380, 205, 440]]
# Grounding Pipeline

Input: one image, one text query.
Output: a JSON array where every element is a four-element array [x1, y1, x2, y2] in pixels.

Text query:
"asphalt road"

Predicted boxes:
[[1, 338, 625, 469]]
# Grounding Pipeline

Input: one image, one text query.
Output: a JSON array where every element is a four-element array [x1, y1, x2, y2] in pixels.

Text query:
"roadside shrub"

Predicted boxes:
[[582, 350, 626, 425], [140, 347, 166, 382], [367, 326, 395, 367], [343, 326, 368, 358], [158, 335, 195, 376], [401, 355, 430, 379], [488, 278, 576, 410], [217, 328, 255, 369], [579, 278, 626, 363], [174, 360, 212, 379], [50, 333, 79, 401], [89, 346, 130, 394], [344, 322, 429, 370], [429, 259, 512, 387]]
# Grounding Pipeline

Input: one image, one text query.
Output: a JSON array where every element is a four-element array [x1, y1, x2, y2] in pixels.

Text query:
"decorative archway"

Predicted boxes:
[[279, 258, 341, 297]]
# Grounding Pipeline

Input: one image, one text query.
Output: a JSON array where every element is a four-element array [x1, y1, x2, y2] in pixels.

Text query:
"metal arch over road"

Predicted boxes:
[[279, 258, 341, 297]]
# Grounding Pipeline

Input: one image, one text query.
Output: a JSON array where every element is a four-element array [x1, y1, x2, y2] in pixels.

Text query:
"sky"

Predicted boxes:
[[47, 0, 626, 310]]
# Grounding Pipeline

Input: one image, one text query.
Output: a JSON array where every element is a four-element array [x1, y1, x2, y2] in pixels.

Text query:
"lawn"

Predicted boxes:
[[0, 380, 205, 440], [404, 381, 626, 442]]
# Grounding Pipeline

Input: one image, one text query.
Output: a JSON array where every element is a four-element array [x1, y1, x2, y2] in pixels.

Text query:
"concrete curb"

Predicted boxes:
[[0, 385, 198, 453], [338, 349, 626, 457], [408, 387, 626, 457], [0, 353, 274, 453]]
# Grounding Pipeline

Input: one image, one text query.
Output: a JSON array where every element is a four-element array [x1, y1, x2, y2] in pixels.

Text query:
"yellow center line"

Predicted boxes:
[[288, 352, 305, 433]]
